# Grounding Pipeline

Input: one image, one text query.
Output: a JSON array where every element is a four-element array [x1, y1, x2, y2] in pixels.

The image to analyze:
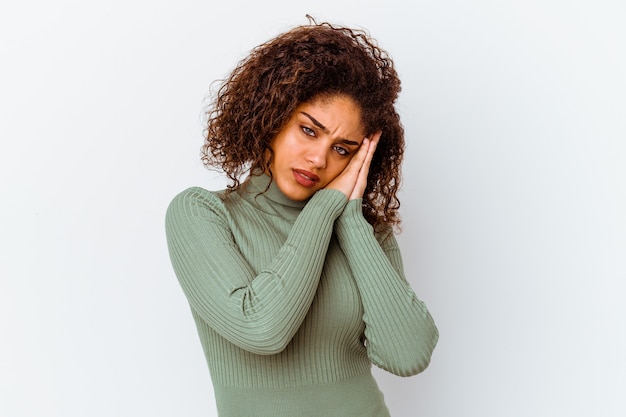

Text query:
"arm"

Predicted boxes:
[[335, 201, 439, 376], [165, 187, 347, 355], [328, 132, 437, 375]]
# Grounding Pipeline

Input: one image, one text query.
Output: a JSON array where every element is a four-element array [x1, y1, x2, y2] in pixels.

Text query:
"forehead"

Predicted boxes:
[[296, 95, 364, 135]]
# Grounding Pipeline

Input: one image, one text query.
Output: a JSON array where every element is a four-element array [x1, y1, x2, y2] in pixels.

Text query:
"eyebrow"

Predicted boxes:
[[300, 112, 360, 146]]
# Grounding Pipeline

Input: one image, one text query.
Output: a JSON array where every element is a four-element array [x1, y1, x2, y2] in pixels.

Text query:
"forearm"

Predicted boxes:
[[335, 200, 439, 376], [166, 187, 348, 354]]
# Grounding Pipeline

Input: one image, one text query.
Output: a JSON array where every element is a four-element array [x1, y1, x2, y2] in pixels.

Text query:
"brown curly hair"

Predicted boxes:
[[202, 18, 404, 230]]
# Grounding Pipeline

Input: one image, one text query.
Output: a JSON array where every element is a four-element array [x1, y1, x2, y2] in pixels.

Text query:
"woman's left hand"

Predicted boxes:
[[349, 131, 380, 200], [325, 131, 380, 200]]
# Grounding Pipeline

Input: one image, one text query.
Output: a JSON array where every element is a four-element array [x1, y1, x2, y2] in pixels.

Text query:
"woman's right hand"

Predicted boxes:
[[325, 132, 380, 200]]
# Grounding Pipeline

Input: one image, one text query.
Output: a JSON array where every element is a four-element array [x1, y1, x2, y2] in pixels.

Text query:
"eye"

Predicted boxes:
[[301, 126, 315, 137], [333, 145, 350, 156]]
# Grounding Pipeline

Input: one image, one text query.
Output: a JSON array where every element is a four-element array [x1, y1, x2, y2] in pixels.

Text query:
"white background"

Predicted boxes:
[[1, 1, 625, 416]]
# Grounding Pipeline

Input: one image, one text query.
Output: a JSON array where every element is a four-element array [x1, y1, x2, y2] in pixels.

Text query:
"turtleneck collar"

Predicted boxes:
[[238, 172, 308, 221]]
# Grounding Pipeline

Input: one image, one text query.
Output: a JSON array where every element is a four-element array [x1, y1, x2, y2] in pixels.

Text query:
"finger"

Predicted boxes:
[[343, 137, 371, 175], [349, 132, 381, 199], [358, 132, 381, 179], [324, 138, 370, 197], [366, 131, 381, 153], [354, 136, 372, 162], [361, 131, 380, 169]]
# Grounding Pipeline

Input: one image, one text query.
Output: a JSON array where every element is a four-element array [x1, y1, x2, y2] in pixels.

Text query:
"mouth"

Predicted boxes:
[[292, 169, 320, 188]]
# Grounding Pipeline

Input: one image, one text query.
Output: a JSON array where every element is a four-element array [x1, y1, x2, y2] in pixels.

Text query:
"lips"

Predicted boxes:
[[292, 169, 320, 188]]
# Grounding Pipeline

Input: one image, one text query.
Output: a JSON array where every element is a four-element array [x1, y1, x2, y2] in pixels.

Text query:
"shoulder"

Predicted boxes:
[[166, 186, 232, 227]]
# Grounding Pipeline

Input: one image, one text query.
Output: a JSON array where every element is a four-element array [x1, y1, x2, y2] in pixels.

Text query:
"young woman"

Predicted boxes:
[[166, 19, 438, 417]]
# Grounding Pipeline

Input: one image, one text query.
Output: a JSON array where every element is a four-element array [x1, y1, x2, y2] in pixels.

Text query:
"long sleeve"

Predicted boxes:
[[165, 186, 347, 355], [334, 199, 439, 376]]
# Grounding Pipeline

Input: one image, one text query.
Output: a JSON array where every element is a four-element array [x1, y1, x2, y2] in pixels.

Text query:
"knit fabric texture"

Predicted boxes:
[[165, 173, 438, 417]]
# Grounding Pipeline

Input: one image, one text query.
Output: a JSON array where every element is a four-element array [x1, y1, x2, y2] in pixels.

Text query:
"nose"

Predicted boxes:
[[306, 143, 327, 169]]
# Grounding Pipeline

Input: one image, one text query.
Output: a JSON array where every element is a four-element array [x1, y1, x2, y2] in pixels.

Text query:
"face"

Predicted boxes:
[[268, 95, 365, 201]]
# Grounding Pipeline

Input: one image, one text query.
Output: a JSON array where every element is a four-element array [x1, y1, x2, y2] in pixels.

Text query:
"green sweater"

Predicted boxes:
[[165, 173, 438, 417]]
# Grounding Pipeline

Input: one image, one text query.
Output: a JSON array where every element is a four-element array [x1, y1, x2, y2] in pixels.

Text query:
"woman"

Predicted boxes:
[[166, 19, 438, 417]]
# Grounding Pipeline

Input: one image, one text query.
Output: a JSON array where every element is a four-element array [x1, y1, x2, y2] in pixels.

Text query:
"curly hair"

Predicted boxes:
[[202, 18, 404, 230]]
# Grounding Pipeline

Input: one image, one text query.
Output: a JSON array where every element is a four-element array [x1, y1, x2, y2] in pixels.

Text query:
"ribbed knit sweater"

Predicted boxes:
[[165, 173, 438, 417]]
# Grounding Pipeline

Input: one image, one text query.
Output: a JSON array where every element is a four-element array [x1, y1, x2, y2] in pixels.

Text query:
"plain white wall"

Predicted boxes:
[[1, 1, 624, 416]]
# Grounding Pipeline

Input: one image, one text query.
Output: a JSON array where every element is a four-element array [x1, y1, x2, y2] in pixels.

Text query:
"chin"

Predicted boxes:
[[280, 182, 316, 201]]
